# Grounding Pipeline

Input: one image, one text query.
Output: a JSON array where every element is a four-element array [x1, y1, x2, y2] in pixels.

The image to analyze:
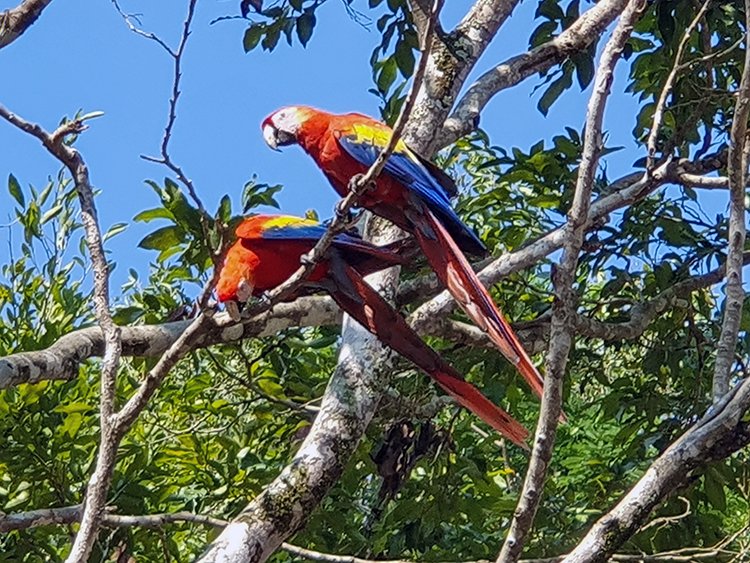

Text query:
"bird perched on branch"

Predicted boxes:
[[216, 214, 529, 448], [261, 106, 547, 401]]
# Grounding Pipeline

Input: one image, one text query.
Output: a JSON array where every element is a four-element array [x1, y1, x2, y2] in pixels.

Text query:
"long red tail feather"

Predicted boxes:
[[410, 207, 548, 403], [325, 257, 530, 448]]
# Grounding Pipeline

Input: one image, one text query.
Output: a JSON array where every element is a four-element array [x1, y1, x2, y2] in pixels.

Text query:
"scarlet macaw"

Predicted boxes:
[[216, 214, 529, 447], [261, 107, 546, 400]]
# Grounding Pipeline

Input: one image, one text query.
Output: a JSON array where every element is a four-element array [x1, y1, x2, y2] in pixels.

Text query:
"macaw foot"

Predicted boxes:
[[254, 291, 274, 309], [344, 209, 365, 231], [236, 279, 253, 303], [299, 252, 316, 267], [349, 173, 375, 197], [334, 198, 354, 221], [225, 300, 242, 322]]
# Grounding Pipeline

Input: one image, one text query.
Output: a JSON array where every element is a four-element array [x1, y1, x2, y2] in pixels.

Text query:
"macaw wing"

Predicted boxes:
[[336, 126, 487, 256], [335, 124, 457, 202], [239, 215, 405, 269]]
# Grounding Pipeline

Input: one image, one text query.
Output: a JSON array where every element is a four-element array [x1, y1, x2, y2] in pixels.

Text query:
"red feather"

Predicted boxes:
[[274, 108, 549, 405], [216, 215, 530, 446]]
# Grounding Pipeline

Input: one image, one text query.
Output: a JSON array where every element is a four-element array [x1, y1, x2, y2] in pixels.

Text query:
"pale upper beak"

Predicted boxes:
[[262, 123, 280, 151]]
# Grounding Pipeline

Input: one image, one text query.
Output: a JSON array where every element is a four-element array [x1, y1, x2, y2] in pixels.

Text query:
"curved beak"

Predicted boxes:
[[262, 123, 280, 151]]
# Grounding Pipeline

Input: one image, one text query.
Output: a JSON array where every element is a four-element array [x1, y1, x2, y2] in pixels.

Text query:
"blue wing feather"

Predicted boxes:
[[261, 222, 380, 256], [337, 136, 486, 255]]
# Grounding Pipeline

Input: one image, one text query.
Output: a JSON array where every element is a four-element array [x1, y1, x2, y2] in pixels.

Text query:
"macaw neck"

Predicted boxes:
[[296, 112, 332, 157]]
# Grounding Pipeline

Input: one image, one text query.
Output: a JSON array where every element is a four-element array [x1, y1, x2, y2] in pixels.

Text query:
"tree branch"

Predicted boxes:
[[496, 4, 642, 561], [645, 0, 711, 170], [562, 377, 750, 563], [195, 4, 444, 561], [0, 102, 124, 562], [438, 0, 632, 149], [0, 0, 52, 49], [406, 0, 522, 155], [712, 0, 750, 401], [575, 252, 750, 341]]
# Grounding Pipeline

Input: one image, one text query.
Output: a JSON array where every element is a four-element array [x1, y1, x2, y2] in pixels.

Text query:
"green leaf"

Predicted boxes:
[[8, 174, 24, 207], [216, 195, 232, 224], [704, 468, 727, 512], [377, 56, 398, 93], [262, 24, 281, 51], [103, 222, 128, 241], [40, 204, 64, 225], [242, 180, 282, 212], [537, 66, 573, 116], [572, 53, 595, 90], [133, 208, 174, 223], [243, 24, 264, 52], [138, 225, 184, 251], [394, 40, 415, 77], [296, 12, 316, 47]]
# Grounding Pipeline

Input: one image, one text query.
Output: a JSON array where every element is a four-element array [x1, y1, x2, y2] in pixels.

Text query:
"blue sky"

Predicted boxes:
[[0, 0, 720, 294]]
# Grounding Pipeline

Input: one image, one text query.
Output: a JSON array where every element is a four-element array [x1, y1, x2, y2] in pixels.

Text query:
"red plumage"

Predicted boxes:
[[262, 107, 548, 404], [217, 215, 530, 448]]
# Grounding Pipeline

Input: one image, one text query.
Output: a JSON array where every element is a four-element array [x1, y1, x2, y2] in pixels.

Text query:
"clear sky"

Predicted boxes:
[[0, 0, 721, 295]]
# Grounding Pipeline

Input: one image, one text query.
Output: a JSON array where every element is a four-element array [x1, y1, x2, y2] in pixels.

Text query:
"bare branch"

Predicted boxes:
[[645, 0, 711, 170], [0, 0, 52, 49], [712, 1, 750, 401], [497, 4, 642, 562], [439, 0, 632, 149], [0, 102, 124, 563], [575, 252, 750, 341]]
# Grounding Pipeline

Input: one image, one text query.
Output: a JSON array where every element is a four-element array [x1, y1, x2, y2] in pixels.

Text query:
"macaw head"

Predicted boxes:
[[261, 106, 315, 150]]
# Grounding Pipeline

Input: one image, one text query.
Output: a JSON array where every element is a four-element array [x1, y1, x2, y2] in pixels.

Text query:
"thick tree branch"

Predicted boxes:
[[0, 0, 52, 49], [0, 296, 340, 388], [196, 5, 443, 561], [438, 0, 631, 149], [712, 2, 750, 401], [497, 4, 642, 562], [407, 0, 522, 156], [562, 377, 750, 563]]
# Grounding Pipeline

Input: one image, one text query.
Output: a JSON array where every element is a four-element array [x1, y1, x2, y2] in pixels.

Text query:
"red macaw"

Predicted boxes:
[[261, 107, 546, 400], [216, 214, 530, 448]]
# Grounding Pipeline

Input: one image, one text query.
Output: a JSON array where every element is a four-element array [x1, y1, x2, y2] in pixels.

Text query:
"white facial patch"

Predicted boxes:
[[263, 123, 279, 150]]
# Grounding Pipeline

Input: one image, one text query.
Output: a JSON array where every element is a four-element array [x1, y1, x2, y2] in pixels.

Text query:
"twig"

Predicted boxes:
[[496, 3, 643, 562], [110, 0, 175, 56], [113, 0, 225, 280], [637, 497, 691, 533], [117, 0, 203, 211], [645, 0, 712, 171], [712, 0, 750, 401]]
